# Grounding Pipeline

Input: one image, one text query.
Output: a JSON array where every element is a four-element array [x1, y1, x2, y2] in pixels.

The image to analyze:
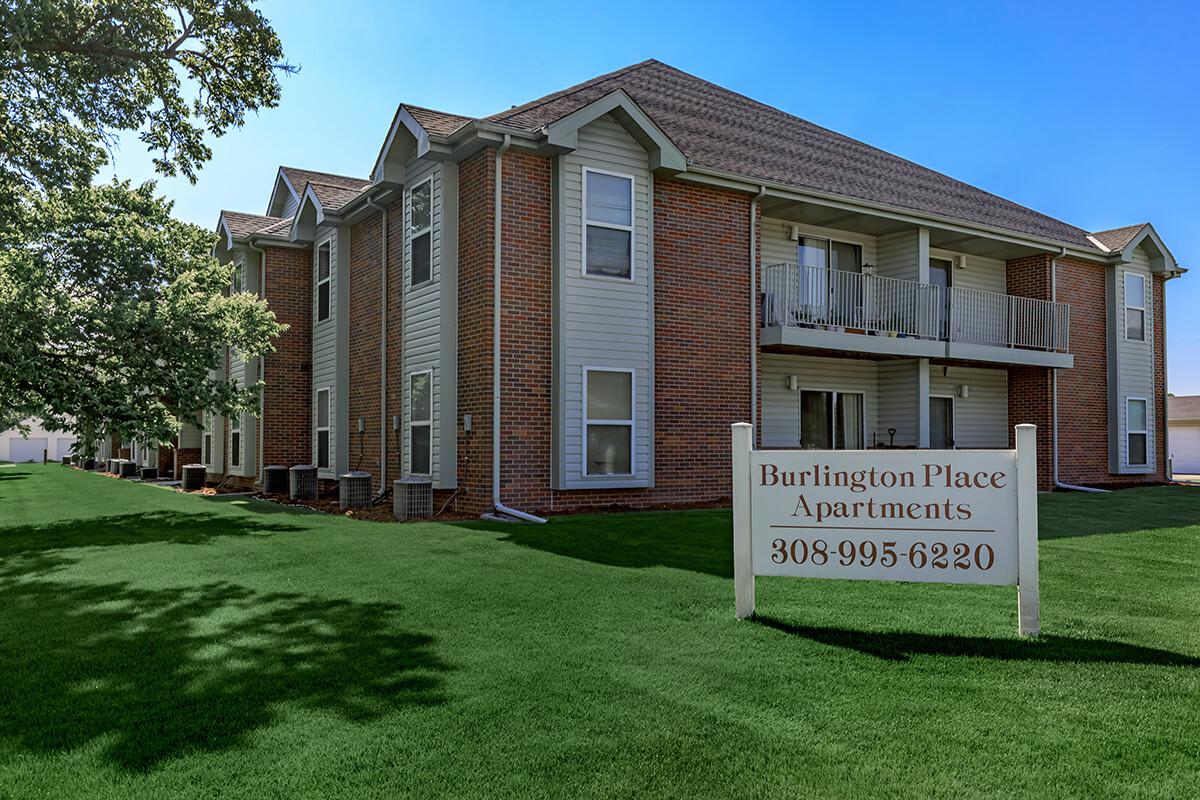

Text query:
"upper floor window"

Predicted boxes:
[[409, 370, 432, 475], [583, 169, 634, 279], [584, 367, 633, 476], [1125, 271, 1146, 341], [202, 412, 214, 466], [316, 388, 330, 469], [317, 241, 331, 322], [410, 180, 432, 286], [231, 262, 244, 294], [1127, 397, 1148, 466]]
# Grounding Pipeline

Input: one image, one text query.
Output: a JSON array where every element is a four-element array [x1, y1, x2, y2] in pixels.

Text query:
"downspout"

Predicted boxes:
[[492, 135, 546, 523], [750, 186, 766, 438], [1051, 246, 1109, 493], [248, 240, 267, 486], [366, 197, 389, 494]]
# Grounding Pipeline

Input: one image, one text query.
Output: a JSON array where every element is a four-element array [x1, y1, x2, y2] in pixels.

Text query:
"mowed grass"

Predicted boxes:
[[0, 465, 1197, 799]]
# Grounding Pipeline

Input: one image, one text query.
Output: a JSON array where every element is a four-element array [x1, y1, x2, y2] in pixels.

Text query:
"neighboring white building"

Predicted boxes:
[[0, 419, 77, 463], [1168, 396, 1200, 475]]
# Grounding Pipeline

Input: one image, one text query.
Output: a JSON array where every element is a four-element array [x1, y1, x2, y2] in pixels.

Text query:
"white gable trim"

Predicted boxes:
[[371, 105, 431, 184], [543, 89, 686, 173]]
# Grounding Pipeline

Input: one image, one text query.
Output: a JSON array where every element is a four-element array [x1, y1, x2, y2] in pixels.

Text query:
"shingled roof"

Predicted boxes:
[[221, 211, 288, 239], [306, 181, 367, 212], [279, 167, 369, 193], [1168, 395, 1200, 422], [483, 59, 1096, 248], [406, 104, 474, 136], [1090, 224, 1148, 253]]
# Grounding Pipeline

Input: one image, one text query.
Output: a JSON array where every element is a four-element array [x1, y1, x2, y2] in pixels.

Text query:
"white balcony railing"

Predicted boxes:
[[762, 263, 1070, 352]]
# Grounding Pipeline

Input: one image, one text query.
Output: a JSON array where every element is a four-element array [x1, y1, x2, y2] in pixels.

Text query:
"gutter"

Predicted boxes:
[[750, 186, 766, 438], [490, 135, 546, 524], [1050, 246, 1110, 493], [366, 197, 390, 493]]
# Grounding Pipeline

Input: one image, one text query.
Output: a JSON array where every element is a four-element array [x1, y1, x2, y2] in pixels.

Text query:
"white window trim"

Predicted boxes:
[[928, 393, 957, 450], [408, 177, 434, 288], [581, 167, 636, 282], [316, 387, 331, 471], [201, 414, 213, 468], [231, 259, 245, 294], [406, 368, 434, 476], [1123, 269, 1147, 342], [797, 387, 868, 450], [582, 366, 636, 477], [316, 239, 332, 323], [1126, 396, 1149, 468]]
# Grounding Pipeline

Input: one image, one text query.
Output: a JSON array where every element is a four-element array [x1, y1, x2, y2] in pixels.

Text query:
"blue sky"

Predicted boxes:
[[105, 0, 1200, 391]]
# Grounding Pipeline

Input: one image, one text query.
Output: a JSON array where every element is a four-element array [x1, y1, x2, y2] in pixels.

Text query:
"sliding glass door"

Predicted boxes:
[[800, 390, 865, 450], [797, 238, 863, 326]]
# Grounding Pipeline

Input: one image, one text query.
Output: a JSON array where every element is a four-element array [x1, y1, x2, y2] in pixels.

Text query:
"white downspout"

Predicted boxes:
[[248, 240, 267, 486], [492, 135, 546, 523], [1051, 246, 1109, 493], [367, 197, 389, 493], [750, 186, 766, 437]]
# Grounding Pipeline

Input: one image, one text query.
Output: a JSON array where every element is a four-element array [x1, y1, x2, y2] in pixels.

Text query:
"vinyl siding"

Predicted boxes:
[[952, 253, 1006, 293], [759, 218, 879, 271], [1116, 246, 1156, 470], [280, 190, 300, 220], [558, 114, 652, 488], [312, 230, 338, 477], [928, 365, 1008, 448], [760, 354, 881, 448], [877, 230, 921, 281], [227, 252, 258, 477], [877, 360, 920, 447], [403, 159, 444, 482]]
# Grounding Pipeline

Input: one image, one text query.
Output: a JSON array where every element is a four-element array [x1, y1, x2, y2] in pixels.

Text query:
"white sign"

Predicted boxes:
[[732, 424, 1040, 636]]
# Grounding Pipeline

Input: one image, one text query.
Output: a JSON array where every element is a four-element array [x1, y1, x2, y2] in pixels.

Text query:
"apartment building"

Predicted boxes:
[[202, 59, 1183, 514]]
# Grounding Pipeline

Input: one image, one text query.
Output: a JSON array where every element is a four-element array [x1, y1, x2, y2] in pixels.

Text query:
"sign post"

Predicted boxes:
[[732, 423, 1040, 636]]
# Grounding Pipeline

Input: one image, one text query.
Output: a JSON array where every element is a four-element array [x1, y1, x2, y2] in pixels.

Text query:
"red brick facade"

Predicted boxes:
[[261, 245, 314, 470], [1007, 254, 1168, 489]]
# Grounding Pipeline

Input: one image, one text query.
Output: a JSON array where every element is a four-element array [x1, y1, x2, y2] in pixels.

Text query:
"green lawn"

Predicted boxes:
[[1, 464, 1197, 799]]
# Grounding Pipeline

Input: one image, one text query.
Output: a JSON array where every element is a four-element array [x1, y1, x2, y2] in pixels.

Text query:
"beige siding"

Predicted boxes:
[[759, 217, 879, 271], [929, 365, 1008, 448], [560, 113, 652, 487], [877, 360, 920, 447], [877, 230, 921, 281], [760, 354, 881, 448]]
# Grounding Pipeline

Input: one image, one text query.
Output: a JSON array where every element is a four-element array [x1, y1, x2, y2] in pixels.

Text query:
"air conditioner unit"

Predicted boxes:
[[394, 477, 433, 521]]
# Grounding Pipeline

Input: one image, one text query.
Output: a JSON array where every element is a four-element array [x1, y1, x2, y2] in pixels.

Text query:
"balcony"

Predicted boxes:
[[761, 263, 1073, 368]]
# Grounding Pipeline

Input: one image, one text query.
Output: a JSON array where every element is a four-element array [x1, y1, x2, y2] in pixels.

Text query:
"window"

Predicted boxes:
[[797, 237, 863, 325], [583, 169, 634, 279], [230, 414, 241, 468], [202, 413, 213, 466], [317, 241, 331, 322], [584, 368, 634, 475], [409, 180, 432, 286], [1127, 397, 1148, 467], [409, 370, 432, 475], [231, 262, 244, 294], [316, 388, 330, 470], [799, 390, 864, 450], [929, 396, 955, 450], [1125, 271, 1146, 341]]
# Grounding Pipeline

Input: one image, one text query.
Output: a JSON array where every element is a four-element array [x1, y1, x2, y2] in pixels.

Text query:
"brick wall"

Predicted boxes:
[[1007, 254, 1167, 488], [346, 200, 406, 490], [261, 245, 313, 470], [454, 150, 753, 515]]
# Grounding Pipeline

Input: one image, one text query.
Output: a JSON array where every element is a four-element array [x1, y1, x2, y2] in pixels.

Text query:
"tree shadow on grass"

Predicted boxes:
[[0, 511, 305, 561], [754, 615, 1200, 667], [0, 578, 451, 772], [460, 509, 734, 578]]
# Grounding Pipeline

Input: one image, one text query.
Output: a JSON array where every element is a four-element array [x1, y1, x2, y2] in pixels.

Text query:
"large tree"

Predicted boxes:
[[0, 0, 294, 448]]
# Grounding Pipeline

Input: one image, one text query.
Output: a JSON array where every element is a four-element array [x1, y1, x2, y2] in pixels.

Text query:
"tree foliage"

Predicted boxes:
[[0, 0, 294, 447], [0, 181, 284, 448]]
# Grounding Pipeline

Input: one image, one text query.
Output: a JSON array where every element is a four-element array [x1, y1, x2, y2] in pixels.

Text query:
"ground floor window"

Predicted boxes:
[[1127, 397, 1148, 466], [202, 413, 213, 466], [585, 367, 634, 475], [316, 388, 330, 470], [799, 389, 864, 450], [929, 395, 955, 449], [409, 370, 432, 475], [230, 415, 241, 468]]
